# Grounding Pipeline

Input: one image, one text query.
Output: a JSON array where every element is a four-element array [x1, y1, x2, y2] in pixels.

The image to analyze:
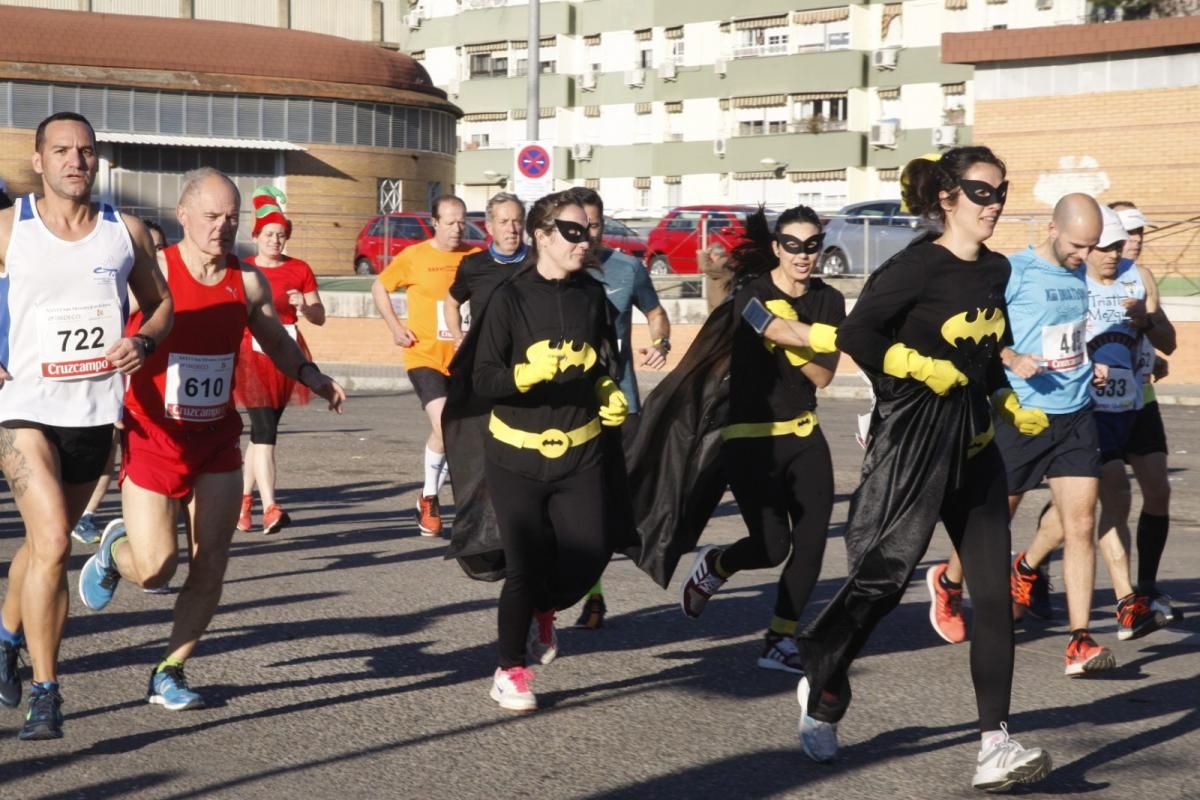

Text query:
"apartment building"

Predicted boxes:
[[403, 0, 1092, 212]]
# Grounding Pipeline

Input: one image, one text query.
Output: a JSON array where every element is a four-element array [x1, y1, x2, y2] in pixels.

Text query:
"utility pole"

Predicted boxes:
[[526, 0, 540, 142]]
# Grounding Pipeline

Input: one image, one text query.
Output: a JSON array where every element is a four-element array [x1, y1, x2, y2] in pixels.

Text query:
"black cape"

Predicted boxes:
[[619, 300, 737, 587], [441, 266, 626, 581]]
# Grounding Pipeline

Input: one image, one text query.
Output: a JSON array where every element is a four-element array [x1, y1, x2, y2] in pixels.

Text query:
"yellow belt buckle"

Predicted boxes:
[[534, 427, 570, 459], [792, 414, 814, 437]]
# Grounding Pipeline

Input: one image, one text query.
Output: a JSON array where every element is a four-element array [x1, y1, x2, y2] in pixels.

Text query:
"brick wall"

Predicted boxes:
[[0, 129, 37, 197], [972, 86, 1200, 275], [283, 144, 455, 275]]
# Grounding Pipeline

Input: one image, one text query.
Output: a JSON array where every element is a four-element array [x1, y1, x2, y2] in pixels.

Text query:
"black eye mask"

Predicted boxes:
[[554, 219, 589, 244], [958, 179, 1008, 207], [777, 232, 825, 255]]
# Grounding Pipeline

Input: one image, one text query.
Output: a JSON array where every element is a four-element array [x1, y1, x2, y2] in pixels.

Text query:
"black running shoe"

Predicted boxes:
[[574, 595, 607, 629], [0, 639, 20, 708], [18, 682, 63, 741], [1026, 564, 1054, 621]]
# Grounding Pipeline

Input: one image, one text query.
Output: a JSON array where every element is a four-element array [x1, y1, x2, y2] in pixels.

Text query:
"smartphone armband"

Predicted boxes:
[[741, 297, 776, 336]]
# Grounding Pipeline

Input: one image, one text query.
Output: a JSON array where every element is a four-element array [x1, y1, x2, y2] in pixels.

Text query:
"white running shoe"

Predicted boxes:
[[526, 610, 558, 666], [972, 724, 1052, 792], [680, 545, 726, 618], [797, 677, 838, 763], [758, 632, 804, 674], [490, 666, 537, 712], [1148, 591, 1180, 623]]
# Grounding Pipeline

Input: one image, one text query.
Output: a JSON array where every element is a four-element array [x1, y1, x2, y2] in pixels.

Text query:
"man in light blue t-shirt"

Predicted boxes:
[[930, 194, 1120, 678], [570, 187, 671, 629]]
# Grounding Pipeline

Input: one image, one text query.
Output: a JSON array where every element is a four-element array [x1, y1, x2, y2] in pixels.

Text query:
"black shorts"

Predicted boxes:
[[0, 420, 115, 484], [1095, 409, 1139, 464], [1125, 401, 1168, 459], [408, 367, 449, 409], [995, 406, 1101, 495]]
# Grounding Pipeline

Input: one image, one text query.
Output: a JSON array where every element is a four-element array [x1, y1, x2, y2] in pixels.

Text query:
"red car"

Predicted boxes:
[[353, 212, 487, 274], [644, 205, 768, 274], [601, 216, 648, 262]]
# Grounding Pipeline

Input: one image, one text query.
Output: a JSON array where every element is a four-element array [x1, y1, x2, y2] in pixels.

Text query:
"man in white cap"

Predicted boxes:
[[1105, 202, 1179, 622]]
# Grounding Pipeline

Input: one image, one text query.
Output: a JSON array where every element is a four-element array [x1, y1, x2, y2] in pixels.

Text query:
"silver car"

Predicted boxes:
[[818, 200, 920, 275]]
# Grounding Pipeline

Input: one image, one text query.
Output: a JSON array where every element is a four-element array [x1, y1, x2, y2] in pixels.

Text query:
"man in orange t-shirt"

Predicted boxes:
[[371, 195, 479, 536]]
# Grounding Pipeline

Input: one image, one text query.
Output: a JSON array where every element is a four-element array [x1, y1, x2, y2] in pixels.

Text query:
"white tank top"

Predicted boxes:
[[0, 194, 134, 427], [1085, 260, 1145, 413]]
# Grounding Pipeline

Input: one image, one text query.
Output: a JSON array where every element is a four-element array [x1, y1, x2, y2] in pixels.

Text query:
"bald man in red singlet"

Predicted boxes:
[[78, 168, 346, 710]]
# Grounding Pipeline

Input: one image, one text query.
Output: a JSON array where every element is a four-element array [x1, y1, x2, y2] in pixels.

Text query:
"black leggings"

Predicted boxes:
[[487, 460, 611, 668], [721, 430, 834, 623], [804, 443, 1013, 732], [246, 407, 285, 445]]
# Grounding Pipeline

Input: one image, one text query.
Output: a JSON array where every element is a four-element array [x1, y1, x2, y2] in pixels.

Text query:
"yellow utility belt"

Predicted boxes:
[[488, 412, 602, 459], [720, 411, 818, 441]]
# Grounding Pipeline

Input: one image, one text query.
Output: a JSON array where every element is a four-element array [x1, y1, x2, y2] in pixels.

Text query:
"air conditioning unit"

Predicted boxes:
[[572, 142, 593, 160], [713, 58, 728, 77], [713, 137, 727, 157], [872, 48, 898, 70], [625, 68, 645, 87], [578, 70, 596, 91], [404, 11, 422, 29], [1036, 0, 1053, 8], [869, 120, 898, 148], [932, 125, 958, 147], [660, 59, 677, 81]]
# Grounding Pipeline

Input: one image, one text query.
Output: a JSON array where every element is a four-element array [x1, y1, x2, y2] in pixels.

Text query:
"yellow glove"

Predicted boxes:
[[595, 376, 629, 427], [882, 343, 968, 396], [993, 389, 1049, 436], [809, 323, 839, 354], [513, 350, 559, 393]]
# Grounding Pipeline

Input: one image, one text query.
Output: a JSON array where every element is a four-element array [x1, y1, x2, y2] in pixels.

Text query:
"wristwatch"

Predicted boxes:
[[654, 337, 672, 354], [132, 333, 156, 355]]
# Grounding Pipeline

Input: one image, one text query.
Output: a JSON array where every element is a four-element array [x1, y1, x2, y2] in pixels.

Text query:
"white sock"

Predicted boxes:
[[981, 729, 1005, 749], [423, 447, 446, 497], [436, 460, 450, 494]]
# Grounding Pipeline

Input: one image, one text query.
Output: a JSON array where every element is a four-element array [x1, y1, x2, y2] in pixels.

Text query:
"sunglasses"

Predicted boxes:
[[777, 232, 825, 255], [957, 179, 1008, 207], [554, 219, 590, 244]]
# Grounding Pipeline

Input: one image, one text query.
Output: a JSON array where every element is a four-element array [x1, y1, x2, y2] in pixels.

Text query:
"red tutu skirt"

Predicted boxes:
[[233, 329, 313, 410]]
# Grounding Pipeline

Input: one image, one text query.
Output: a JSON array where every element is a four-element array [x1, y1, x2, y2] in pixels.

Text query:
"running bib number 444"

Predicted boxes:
[[164, 353, 234, 421], [1041, 320, 1085, 371], [36, 302, 122, 379]]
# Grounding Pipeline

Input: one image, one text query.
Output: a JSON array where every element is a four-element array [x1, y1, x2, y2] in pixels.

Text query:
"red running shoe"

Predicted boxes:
[[416, 495, 442, 537], [1064, 632, 1115, 677], [926, 563, 966, 644]]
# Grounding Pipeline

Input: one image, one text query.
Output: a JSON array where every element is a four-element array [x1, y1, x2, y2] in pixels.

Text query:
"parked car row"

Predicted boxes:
[[352, 202, 919, 276], [355, 212, 650, 275]]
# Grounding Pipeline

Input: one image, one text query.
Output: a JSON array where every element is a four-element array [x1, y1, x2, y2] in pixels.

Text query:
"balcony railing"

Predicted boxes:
[[732, 42, 790, 59]]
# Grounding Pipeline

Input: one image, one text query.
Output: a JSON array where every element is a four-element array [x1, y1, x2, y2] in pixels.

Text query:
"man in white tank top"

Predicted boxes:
[[0, 112, 173, 741]]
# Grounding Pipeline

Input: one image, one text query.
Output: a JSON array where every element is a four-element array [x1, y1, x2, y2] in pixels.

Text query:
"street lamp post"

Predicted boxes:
[[759, 157, 788, 207]]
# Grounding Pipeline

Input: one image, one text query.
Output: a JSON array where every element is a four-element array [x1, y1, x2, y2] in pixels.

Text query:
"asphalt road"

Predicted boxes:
[[1, 393, 1196, 800]]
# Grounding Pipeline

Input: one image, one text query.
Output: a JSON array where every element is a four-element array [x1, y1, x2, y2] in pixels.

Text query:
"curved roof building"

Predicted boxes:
[[0, 5, 460, 272]]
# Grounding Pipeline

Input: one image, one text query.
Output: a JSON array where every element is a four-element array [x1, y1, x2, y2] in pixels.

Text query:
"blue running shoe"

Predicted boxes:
[[148, 665, 204, 711], [70, 512, 100, 545], [18, 681, 63, 740], [0, 638, 21, 708], [78, 519, 126, 611]]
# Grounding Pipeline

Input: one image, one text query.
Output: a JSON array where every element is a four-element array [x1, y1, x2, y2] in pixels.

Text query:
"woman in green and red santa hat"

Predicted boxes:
[[233, 186, 326, 534]]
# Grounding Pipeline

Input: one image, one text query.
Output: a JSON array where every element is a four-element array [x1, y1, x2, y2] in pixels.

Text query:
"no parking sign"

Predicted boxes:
[[513, 142, 553, 203]]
